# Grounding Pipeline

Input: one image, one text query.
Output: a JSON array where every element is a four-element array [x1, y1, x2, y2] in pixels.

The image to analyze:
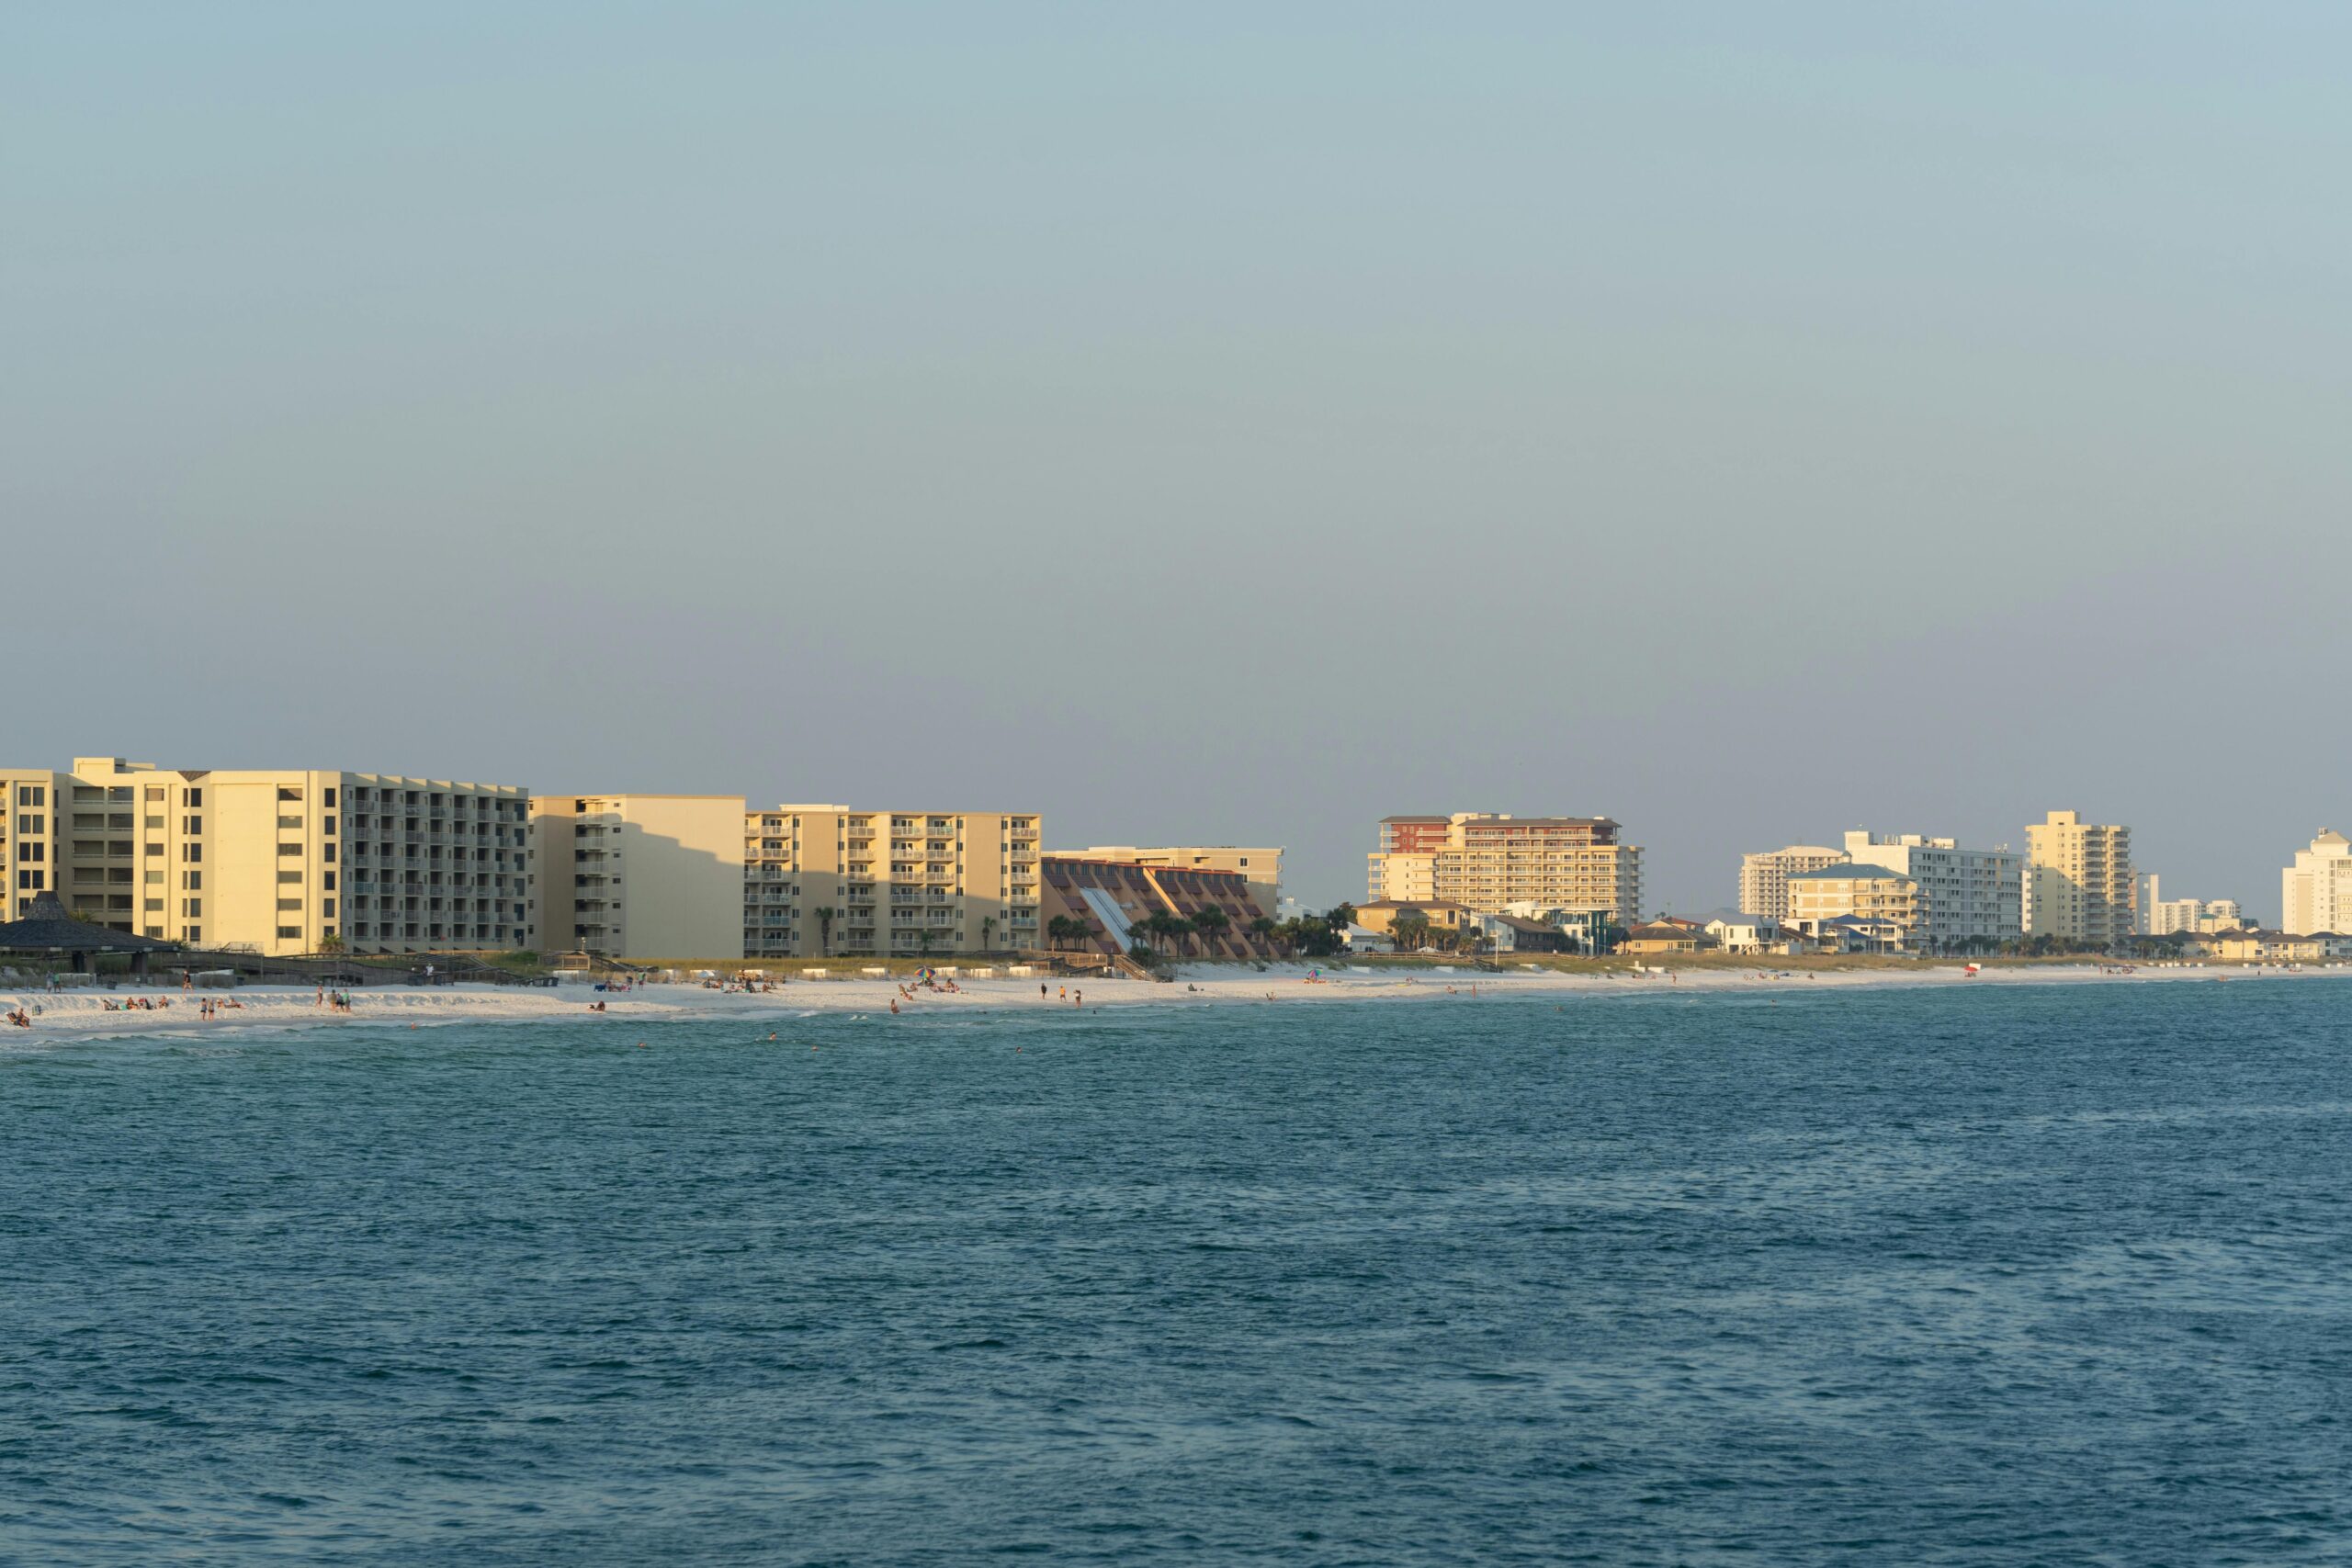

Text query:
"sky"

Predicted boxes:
[[5, 4, 2347, 919]]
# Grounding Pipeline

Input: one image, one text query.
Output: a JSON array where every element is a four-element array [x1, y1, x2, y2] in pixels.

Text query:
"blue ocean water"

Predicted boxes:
[[4, 979, 2350, 1565]]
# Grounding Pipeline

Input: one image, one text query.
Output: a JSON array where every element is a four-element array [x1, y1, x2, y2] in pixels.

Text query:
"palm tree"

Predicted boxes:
[[816, 906, 839, 957], [1249, 915, 1280, 953], [1392, 910, 1430, 952], [1192, 905, 1231, 954], [980, 915, 997, 953]]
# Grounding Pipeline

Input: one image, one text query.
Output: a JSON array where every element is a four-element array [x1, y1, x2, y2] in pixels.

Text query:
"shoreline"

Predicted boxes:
[[4, 959, 2346, 1046]]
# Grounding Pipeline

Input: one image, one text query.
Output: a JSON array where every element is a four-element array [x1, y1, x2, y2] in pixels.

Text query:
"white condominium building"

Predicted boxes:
[[744, 806, 1042, 960], [1842, 829, 2022, 951], [2282, 830, 2352, 936], [11, 756, 533, 955], [530, 795, 748, 960], [2146, 897, 2246, 936], [2023, 810, 2134, 946], [1368, 813, 1642, 924], [1738, 845, 1849, 924]]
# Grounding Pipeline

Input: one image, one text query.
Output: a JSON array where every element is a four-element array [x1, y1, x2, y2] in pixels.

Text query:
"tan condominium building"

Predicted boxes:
[[3, 770, 58, 919], [1786, 863, 1921, 952], [530, 795, 747, 960], [1069, 846, 1282, 918], [1368, 813, 1643, 924], [743, 805, 1042, 960], [8, 757, 532, 955], [2022, 810, 2134, 946], [2283, 829, 2352, 937], [1737, 845, 1849, 924]]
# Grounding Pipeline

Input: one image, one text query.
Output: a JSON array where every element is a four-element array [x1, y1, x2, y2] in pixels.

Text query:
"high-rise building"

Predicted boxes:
[[2023, 810, 2134, 946], [743, 806, 1042, 960], [1366, 813, 1642, 923], [1069, 846, 1282, 919], [2282, 830, 2352, 935], [1841, 830, 2021, 952], [22, 756, 533, 955], [529, 794, 747, 959], [1738, 845, 1849, 923]]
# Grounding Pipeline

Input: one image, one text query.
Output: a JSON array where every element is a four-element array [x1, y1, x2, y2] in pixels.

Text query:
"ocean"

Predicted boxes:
[[4, 979, 2348, 1564]]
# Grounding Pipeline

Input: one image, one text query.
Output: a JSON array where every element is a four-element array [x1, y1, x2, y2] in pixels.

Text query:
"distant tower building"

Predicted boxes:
[[1738, 845, 1848, 923], [2282, 830, 2352, 935], [2023, 810, 2135, 947]]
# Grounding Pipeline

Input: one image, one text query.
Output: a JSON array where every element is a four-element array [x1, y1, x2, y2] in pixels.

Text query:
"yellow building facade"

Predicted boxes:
[[743, 805, 1042, 960], [2023, 809, 2134, 946], [530, 795, 747, 960], [10, 758, 532, 955], [4, 770, 57, 919], [1366, 814, 1642, 923], [1786, 863, 1921, 951]]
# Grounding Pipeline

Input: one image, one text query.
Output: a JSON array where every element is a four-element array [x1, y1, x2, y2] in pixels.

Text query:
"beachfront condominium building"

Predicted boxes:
[[3, 770, 56, 919], [1841, 829, 2021, 952], [1367, 813, 1643, 924], [2146, 897, 2247, 936], [17, 757, 532, 955], [2022, 810, 2134, 947], [1069, 846, 1283, 919], [743, 806, 1042, 960], [1785, 863, 1921, 953], [2282, 830, 2352, 936], [1738, 845, 1849, 924], [530, 795, 747, 960]]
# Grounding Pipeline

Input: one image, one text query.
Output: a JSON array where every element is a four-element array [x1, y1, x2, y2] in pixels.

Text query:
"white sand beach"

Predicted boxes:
[[2, 959, 2346, 1045]]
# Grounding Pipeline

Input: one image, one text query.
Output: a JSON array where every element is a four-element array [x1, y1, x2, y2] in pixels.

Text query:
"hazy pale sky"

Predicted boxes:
[[6, 5, 2346, 919]]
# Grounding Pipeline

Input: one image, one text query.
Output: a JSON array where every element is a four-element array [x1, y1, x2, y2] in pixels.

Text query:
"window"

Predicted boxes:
[[322, 898, 336, 919], [143, 870, 162, 885], [322, 871, 336, 891], [278, 870, 302, 885], [277, 898, 302, 912], [322, 788, 337, 807], [15, 815, 39, 834], [183, 788, 201, 808], [277, 926, 300, 939], [277, 816, 303, 830], [22, 842, 40, 863], [277, 787, 301, 802], [181, 844, 202, 863], [181, 871, 202, 891], [144, 842, 163, 856], [144, 898, 163, 912], [182, 926, 202, 942], [182, 816, 201, 834], [16, 785, 41, 807], [182, 898, 201, 918], [16, 870, 40, 890], [145, 787, 164, 802], [277, 843, 302, 857], [322, 844, 336, 863]]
